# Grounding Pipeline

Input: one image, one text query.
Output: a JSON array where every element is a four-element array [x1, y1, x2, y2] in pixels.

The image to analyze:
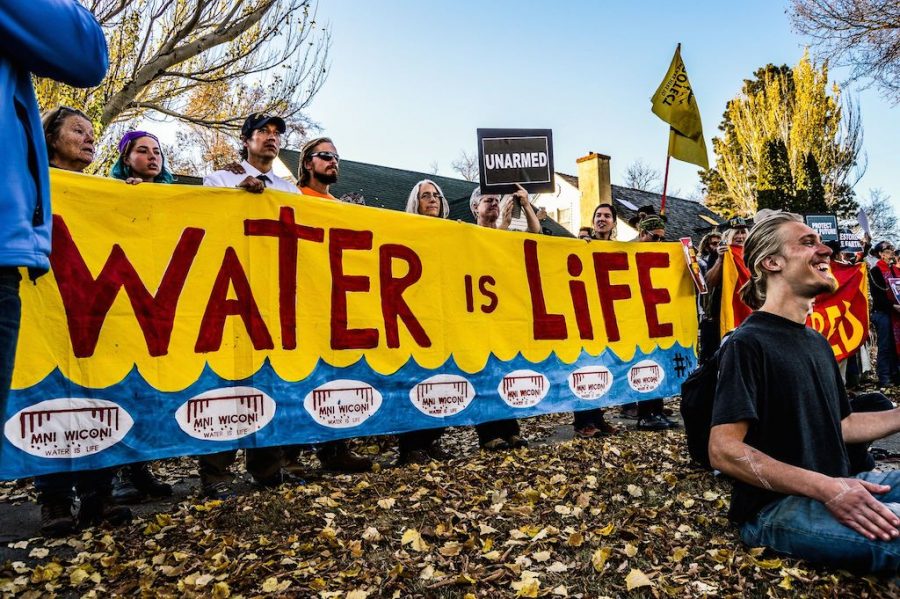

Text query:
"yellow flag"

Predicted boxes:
[[668, 127, 708, 169], [652, 44, 708, 169]]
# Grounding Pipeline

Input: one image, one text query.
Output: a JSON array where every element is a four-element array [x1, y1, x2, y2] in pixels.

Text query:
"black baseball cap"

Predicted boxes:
[[241, 113, 286, 138], [722, 216, 750, 230]]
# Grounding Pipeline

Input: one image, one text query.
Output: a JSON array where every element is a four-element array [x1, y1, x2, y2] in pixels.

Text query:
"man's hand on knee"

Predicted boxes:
[[823, 477, 900, 541]]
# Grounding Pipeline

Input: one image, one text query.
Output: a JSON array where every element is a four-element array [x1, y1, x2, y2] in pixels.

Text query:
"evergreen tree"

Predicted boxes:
[[756, 138, 795, 211], [795, 152, 828, 214]]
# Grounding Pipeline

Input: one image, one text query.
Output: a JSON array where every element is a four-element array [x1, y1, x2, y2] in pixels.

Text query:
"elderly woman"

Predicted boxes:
[[36, 106, 132, 536], [469, 186, 535, 450], [406, 179, 450, 218], [110, 130, 175, 185], [573, 204, 620, 438], [396, 180, 453, 464]]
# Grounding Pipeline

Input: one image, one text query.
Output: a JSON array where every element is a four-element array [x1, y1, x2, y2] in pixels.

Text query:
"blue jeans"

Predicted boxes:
[[0, 268, 21, 422], [741, 470, 900, 573], [872, 311, 899, 386]]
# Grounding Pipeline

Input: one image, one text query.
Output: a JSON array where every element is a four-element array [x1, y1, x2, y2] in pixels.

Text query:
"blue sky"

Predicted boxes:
[[301, 0, 899, 213]]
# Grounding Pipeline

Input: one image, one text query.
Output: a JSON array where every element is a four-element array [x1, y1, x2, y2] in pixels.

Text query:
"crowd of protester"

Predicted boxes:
[[6, 0, 900, 575]]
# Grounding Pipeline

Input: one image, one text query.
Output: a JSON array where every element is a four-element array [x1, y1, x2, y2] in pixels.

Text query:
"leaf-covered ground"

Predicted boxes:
[[1, 410, 898, 598]]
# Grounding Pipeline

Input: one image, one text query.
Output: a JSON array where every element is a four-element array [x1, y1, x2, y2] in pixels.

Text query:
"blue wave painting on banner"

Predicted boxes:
[[4, 172, 699, 479]]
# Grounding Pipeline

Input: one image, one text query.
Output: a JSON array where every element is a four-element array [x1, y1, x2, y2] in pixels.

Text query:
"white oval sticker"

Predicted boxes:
[[409, 374, 475, 417], [5, 398, 133, 459], [176, 386, 276, 441], [628, 360, 665, 393], [568, 366, 613, 400], [304, 380, 382, 428], [498, 370, 549, 408]]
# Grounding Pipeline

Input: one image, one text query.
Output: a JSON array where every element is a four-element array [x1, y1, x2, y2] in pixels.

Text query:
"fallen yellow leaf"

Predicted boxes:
[[671, 547, 688, 563], [261, 577, 291, 593], [591, 547, 612, 572], [597, 522, 615, 536], [400, 528, 430, 552], [625, 568, 653, 590]]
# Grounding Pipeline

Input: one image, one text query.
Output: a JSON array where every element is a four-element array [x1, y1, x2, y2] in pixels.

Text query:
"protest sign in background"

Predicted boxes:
[[477, 128, 555, 194], [4, 171, 698, 479]]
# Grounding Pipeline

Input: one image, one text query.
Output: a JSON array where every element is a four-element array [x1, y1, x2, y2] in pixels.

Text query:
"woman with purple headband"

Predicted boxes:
[[106, 130, 175, 503], [110, 130, 175, 184]]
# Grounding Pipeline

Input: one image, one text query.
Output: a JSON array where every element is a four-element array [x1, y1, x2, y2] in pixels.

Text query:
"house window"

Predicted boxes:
[[558, 208, 571, 229]]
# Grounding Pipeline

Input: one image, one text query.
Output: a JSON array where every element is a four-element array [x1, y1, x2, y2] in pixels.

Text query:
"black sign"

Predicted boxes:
[[838, 227, 863, 252], [804, 214, 838, 243], [477, 128, 555, 194]]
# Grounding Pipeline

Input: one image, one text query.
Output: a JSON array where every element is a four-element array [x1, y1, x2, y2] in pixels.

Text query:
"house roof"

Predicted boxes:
[[279, 149, 573, 237], [176, 155, 721, 243], [555, 171, 724, 244]]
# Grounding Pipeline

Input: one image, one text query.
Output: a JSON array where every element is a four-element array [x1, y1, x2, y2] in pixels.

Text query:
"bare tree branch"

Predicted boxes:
[[791, 0, 900, 102], [451, 150, 479, 182], [623, 159, 662, 192]]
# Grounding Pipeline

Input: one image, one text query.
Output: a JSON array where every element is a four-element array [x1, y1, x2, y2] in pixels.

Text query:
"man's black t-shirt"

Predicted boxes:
[[711, 311, 851, 523]]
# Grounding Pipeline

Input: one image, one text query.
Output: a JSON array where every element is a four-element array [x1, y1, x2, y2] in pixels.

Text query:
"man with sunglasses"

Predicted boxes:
[[203, 113, 299, 194], [297, 137, 341, 199], [281, 136, 374, 474]]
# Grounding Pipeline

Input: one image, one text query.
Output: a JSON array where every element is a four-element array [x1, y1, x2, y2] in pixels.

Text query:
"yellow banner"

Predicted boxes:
[[14, 170, 698, 392]]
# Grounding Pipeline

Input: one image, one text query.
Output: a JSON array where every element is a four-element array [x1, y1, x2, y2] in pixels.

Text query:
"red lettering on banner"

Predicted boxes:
[[524, 239, 567, 339], [244, 206, 325, 350], [635, 252, 673, 338], [567, 254, 593, 339], [591, 252, 631, 342], [330, 229, 379, 349], [195, 247, 274, 352], [379, 244, 431, 348], [51, 215, 204, 358], [479, 276, 498, 313]]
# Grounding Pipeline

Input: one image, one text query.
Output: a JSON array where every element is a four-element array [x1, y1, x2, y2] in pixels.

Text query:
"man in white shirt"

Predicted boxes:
[[198, 112, 297, 498], [203, 113, 299, 194]]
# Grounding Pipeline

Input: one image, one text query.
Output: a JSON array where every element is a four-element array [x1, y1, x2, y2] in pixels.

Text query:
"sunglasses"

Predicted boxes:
[[647, 233, 665, 242], [310, 151, 339, 162]]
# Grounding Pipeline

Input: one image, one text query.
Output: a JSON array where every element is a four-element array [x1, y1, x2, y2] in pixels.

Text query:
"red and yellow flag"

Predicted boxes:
[[806, 262, 869, 362], [720, 249, 869, 361], [719, 246, 751, 338]]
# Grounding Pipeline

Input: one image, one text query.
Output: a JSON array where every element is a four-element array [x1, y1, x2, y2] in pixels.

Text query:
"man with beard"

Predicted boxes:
[[709, 211, 900, 573], [204, 113, 299, 194], [285, 136, 373, 474], [297, 137, 340, 199]]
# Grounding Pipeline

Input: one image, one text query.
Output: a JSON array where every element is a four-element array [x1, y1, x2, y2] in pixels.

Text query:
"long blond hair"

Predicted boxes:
[[739, 211, 802, 310]]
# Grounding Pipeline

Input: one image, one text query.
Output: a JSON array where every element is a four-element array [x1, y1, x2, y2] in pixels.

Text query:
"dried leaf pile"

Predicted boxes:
[[1, 413, 897, 597]]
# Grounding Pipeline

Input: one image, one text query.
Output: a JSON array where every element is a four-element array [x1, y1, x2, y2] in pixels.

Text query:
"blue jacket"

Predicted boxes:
[[0, 2, 107, 272]]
